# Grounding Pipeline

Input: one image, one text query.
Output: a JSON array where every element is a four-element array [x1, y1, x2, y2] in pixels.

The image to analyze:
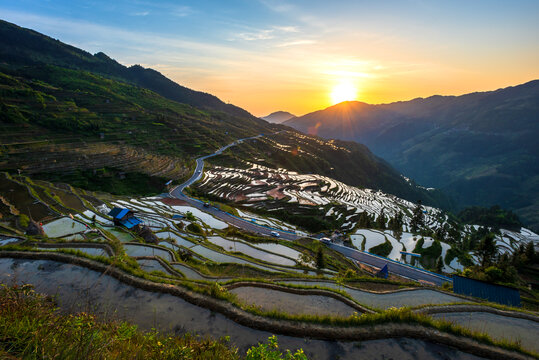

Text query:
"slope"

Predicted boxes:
[[0, 19, 448, 209], [0, 19, 254, 119], [285, 82, 539, 230]]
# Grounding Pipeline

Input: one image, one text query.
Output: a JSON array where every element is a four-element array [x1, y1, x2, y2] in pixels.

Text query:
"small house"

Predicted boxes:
[[108, 207, 142, 229]]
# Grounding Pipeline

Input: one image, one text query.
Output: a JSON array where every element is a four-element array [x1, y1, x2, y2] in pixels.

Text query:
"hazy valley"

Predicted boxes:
[[0, 12, 538, 360]]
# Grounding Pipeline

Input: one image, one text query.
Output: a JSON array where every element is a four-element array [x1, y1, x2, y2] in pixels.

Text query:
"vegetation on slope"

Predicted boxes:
[[0, 19, 255, 119], [458, 205, 522, 232], [0, 19, 451, 209], [0, 283, 306, 360], [284, 82, 539, 231]]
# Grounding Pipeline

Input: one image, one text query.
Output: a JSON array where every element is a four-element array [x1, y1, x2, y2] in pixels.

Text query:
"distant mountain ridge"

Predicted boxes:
[[0, 18, 449, 210], [0, 19, 255, 120], [285, 81, 539, 230], [261, 111, 296, 123]]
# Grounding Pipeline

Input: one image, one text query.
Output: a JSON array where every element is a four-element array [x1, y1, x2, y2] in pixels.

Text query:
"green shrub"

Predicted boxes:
[[369, 240, 392, 257], [18, 214, 30, 228], [484, 266, 504, 282], [186, 222, 203, 234], [246, 335, 307, 360]]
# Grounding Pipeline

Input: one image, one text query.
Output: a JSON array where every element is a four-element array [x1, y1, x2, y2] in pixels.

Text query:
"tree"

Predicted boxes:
[[525, 241, 536, 264], [475, 233, 497, 268], [315, 247, 325, 270], [388, 211, 403, 239], [410, 200, 424, 233], [185, 211, 196, 221], [376, 209, 386, 229], [357, 212, 372, 228], [435, 256, 444, 273]]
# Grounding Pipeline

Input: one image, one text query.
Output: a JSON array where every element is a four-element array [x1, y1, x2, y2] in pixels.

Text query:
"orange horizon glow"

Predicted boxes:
[[4, 4, 537, 119], [162, 59, 538, 118]]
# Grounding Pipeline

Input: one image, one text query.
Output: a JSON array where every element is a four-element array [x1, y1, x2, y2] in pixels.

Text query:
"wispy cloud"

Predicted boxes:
[[273, 25, 298, 33], [233, 29, 275, 41], [130, 11, 150, 17], [276, 39, 316, 47], [170, 5, 192, 17], [229, 25, 302, 42]]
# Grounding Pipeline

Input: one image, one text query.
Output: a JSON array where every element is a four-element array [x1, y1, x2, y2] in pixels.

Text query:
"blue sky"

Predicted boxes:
[[1, 0, 538, 115]]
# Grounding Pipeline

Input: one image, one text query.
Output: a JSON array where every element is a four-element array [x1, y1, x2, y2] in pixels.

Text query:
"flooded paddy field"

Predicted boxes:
[[207, 236, 296, 266], [0, 258, 486, 360], [278, 280, 472, 309], [42, 217, 88, 238], [230, 285, 358, 317], [38, 246, 109, 257], [433, 312, 539, 353], [124, 243, 175, 262]]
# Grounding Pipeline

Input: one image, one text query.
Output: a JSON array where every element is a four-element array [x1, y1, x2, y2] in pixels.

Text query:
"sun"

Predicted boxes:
[[330, 81, 357, 104]]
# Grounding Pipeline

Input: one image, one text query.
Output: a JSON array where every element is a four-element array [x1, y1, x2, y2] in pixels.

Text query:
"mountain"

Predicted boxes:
[[285, 82, 539, 231], [0, 19, 447, 209], [0, 19, 254, 120], [261, 111, 296, 123]]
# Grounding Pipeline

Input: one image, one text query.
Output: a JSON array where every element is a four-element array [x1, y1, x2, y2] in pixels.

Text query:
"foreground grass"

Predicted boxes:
[[1, 247, 536, 358], [0, 284, 307, 360]]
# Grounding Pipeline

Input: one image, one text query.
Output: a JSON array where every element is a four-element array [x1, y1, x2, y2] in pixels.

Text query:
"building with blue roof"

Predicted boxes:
[[108, 207, 142, 229]]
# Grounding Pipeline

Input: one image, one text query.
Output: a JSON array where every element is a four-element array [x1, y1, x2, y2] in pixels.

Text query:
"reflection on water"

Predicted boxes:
[[432, 312, 539, 352], [207, 236, 296, 266], [0, 258, 484, 360], [231, 286, 356, 317], [124, 244, 174, 262], [279, 280, 471, 309]]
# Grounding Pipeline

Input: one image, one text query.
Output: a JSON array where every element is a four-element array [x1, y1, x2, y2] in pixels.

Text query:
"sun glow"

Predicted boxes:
[[330, 81, 358, 104]]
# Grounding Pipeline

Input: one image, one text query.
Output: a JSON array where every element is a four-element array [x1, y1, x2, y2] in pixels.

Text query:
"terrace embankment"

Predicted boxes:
[[0, 252, 534, 359]]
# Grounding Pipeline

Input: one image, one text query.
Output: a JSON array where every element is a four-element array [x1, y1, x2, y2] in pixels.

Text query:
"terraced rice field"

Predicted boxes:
[[207, 236, 296, 266], [278, 280, 472, 309], [230, 286, 358, 317], [124, 243, 175, 262], [432, 312, 539, 353], [198, 163, 448, 232], [0, 258, 487, 360], [42, 217, 88, 238]]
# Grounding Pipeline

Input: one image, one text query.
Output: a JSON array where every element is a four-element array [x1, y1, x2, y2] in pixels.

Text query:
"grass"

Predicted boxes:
[[0, 283, 304, 360], [0, 246, 536, 357]]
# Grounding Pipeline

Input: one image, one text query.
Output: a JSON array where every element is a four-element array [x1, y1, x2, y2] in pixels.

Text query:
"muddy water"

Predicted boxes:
[[207, 236, 296, 266], [124, 243, 175, 262], [156, 231, 197, 248], [136, 258, 173, 274], [0, 174, 53, 221], [280, 280, 471, 309], [249, 241, 303, 260], [42, 217, 87, 238], [0, 258, 485, 360], [39, 247, 109, 257], [97, 226, 135, 242], [231, 286, 357, 317], [433, 312, 539, 353]]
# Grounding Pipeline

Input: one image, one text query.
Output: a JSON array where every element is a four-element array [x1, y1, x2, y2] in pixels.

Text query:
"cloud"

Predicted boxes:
[[276, 39, 316, 47], [130, 11, 150, 16], [170, 5, 192, 17], [229, 25, 302, 42], [273, 25, 298, 33], [233, 29, 275, 41]]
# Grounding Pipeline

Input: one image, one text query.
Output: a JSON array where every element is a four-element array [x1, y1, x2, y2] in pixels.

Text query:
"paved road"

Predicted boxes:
[[170, 134, 301, 241], [329, 243, 451, 286], [169, 135, 451, 285]]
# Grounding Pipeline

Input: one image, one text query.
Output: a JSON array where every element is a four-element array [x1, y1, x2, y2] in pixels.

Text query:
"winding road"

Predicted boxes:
[[169, 135, 451, 285]]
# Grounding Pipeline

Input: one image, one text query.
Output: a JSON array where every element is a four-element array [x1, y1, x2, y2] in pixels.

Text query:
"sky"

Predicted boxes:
[[1, 0, 538, 116]]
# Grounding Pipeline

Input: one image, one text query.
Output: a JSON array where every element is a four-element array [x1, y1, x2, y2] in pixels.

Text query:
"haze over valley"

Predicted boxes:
[[0, 1, 538, 359]]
